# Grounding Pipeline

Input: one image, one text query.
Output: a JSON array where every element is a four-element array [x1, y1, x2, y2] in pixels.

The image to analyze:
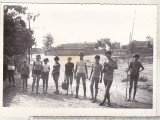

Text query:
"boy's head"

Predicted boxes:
[[68, 57, 72, 62], [43, 58, 49, 63], [36, 54, 41, 60], [79, 52, 84, 59], [133, 53, 139, 60], [23, 59, 27, 65], [54, 56, 59, 62], [105, 51, 112, 59], [95, 55, 100, 62]]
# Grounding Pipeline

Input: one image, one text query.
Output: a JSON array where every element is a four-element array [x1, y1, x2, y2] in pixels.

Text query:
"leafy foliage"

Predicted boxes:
[[4, 5, 35, 55], [95, 38, 112, 50], [43, 33, 54, 51]]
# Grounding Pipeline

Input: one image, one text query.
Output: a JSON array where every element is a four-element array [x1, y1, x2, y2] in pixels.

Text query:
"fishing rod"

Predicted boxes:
[[125, 10, 136, 101]]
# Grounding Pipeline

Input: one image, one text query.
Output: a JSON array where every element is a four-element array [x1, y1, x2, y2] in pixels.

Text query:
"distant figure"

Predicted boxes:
[[52, 56, 60, 94], [127, 53, 144, 102], [74, 52, 88, 99], [21, 59, 30, 92], [32, 54, 42, 94], [7, 52, 16, 87], [99, 51, 118, 107], [89, 55, 103, 103], [65, 57, 74, 95], [42, 58, 50, 94]]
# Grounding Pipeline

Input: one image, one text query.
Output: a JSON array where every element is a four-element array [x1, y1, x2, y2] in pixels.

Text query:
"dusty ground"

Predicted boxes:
[[3, 54, 153, 108]]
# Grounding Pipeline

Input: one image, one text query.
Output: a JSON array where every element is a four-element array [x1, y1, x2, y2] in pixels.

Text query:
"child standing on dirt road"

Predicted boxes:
[[99, 51, 118, 107], [7, 52, 16, 87], [21, 59, 30, 92], [42, 58, 50, 94], [127, 53, 144, 102], [52, 56, 60, 94], [65, 57, 74, 95], [32, 54, 43, 94], [89, 55, 103, 103], [74, 52, 88, 99]]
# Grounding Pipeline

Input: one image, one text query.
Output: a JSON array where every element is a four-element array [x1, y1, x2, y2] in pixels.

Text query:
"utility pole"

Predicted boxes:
[[26, 12, 39, 64]]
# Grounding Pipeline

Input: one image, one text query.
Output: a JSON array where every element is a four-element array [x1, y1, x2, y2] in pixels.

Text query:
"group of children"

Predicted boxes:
[[20, 51, 144, 107]]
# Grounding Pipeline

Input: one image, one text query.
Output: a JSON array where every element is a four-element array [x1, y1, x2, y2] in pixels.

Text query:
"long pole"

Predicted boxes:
[[125, 11, 136, 101], [28, 13, 31, 64]]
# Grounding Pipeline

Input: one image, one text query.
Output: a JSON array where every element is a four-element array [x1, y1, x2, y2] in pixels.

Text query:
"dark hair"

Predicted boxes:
[[105, 51, 112, 55], [79, 52, 84, 56], [95, 55, 100, 59], [133, 53, 140, 58], [43, 58, 49, 62], [54, 56, 59, 61]]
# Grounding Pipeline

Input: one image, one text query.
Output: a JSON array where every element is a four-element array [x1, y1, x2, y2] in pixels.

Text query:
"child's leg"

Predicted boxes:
[[46, 77, 49, 93], [70, 76, 73, 94], [32, 74, 36, 93], [94, 78, 99, 100], [36, 75, 40, 93], [90, 78, 94, 99], [82, 74, 86, 98], [106, 81, 112, 106], [75, 74, 80, 97], [42, 78, 45, 93], [133, 78, 138, 100], [26, 78, 28, 91], [100, 80, 108, 105], [8, 71, 11, 84], [66, 76, 69, 94], [11, 71, 16, 86], [128, 77, 133, 100], [22, 78, 25, 91]]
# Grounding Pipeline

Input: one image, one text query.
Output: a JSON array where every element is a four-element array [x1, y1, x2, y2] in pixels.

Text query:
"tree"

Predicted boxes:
[[4, 5, 35, 55], [95, 38, 112, 50], [43, 34, 54, 55]]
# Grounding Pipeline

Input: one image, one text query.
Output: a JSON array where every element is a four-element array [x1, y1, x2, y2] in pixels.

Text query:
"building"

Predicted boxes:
[[52, 42, 97, 56]]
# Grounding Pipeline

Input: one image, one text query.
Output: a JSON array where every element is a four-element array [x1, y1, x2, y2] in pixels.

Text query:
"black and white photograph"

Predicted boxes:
[[2, 2, 156, 114]]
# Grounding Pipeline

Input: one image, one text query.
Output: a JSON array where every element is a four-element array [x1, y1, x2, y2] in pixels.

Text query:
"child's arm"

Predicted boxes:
[[127, 62, 132, 72], [85, 64, 88, 79], [140, 63, 144, 72], [89, 65, 93, 80], [74, 63, 78, 79], [72, 64, 74, 75], [32, 62, 35, 76], [100, 65, 103, 83]]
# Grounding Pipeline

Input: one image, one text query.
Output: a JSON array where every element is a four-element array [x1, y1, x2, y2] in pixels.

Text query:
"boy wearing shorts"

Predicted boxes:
[[99, 51, 118, 107], [127, 53, 144, 102], [21, 59, 30, 92], [89, 55, 102, 103], [74, 52, 88, 98], [65, 57, 74, 95], [32, 54, 42, 94]]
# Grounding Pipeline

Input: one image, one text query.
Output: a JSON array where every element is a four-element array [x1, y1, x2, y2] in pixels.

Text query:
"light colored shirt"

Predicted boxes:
[[33, 61, 42, 70], [92, 63, 102, 79], [76, 60, 86, 74], [43, 64, 50, 72]]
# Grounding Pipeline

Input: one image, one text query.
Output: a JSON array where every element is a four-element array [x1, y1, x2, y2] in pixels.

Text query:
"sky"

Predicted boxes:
[[22, 4, 157, 48]]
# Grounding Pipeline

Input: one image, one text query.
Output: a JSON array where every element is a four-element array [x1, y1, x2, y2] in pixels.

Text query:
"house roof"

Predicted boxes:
[[132, 40, 149, 47], [56, 42, 96, 49]]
